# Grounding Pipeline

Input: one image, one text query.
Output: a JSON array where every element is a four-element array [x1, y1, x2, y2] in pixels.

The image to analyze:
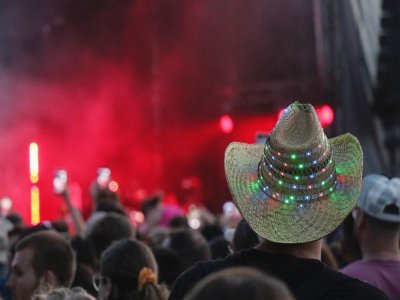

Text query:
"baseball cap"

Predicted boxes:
[[358, 174, 400, 223]]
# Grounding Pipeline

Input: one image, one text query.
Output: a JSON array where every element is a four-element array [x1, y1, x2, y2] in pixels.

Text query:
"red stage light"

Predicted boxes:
[[318, 105, 334, 127], [277, 105, 334, 127], [108, 180, 119, 192], [220, 115, 233, 133], [278, 109, 285, 120]]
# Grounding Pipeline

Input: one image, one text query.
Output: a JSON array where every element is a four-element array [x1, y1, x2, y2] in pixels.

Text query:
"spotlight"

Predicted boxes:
[[220, 115, 233, 133]]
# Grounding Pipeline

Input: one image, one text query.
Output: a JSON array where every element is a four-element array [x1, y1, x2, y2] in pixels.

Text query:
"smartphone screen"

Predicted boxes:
[[53, 170, 68, 194], [97, 168, 111, 189]]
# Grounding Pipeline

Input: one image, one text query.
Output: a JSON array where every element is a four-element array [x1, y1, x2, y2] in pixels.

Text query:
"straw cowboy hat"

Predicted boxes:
[[224, 102, 363, 243]]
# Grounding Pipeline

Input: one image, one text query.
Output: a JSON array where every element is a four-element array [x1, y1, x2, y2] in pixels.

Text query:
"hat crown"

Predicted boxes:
[[258, 103, 336, 204], [270, 102, 324, 153]]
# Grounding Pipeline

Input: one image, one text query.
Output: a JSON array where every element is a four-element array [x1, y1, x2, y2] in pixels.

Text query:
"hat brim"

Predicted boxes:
[[224, 133, 363, 243]]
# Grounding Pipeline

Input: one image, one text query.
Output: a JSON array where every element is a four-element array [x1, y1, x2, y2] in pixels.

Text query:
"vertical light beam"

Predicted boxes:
[[31, 186, 40, 225], [29, 142, 39, 184]]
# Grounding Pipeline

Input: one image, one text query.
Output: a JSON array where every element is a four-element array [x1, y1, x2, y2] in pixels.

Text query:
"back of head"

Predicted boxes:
[[358, 174, 400, 226], [208, 236, 230, 259], [200, 223, 223, 242], [16, 230, 76, 287], [164, 229, 210, 270], [95, 201, 127, 216], [141, 195, 161, 218], [86, 213, 135, 260], [5, 212, 24, 228], [232, 218, 259, 251], [94, 189, 120, 209], [100, 239, 166, 299], [168, 216, 189, 230], [151, 246, 184, 289], [184, 267, 294, 300]]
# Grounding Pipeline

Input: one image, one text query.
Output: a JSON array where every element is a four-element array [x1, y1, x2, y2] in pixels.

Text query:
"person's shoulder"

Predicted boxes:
[[326, 275, 389, 300], [340, 259, 369, 276], [300, 262, 389, 300], [168, 250, 249, 300]]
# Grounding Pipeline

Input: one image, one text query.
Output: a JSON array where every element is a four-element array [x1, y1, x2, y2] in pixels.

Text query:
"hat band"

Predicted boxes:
[[257, 163, 337, 203], [257, 136, 337, 204]]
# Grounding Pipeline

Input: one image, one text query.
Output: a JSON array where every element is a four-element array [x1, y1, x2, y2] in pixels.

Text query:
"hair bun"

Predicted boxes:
[[138, 267, 156, 290]]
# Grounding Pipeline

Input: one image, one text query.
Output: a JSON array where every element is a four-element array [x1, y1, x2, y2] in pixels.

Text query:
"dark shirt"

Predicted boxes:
[[169, 248, 389, 300]]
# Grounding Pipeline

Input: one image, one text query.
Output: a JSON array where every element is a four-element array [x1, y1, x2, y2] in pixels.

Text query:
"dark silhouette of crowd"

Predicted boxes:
[[0, 102, 398, 300]]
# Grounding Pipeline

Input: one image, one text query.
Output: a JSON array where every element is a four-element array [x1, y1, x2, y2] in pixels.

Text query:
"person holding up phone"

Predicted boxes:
[[89, 168, 124, 214], [53, 169, 86, 236]]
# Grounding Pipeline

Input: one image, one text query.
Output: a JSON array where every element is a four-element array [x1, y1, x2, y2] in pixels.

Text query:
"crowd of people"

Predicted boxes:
[[0, 102, 399, 300]]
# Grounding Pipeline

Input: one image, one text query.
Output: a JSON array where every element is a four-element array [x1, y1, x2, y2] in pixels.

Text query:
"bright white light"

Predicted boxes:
[[0, 197, 12, 211], [129, 211, 145, 223], [189, 218, 201, 230]]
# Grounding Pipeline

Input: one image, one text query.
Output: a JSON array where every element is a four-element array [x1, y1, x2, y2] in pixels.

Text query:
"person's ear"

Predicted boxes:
[[39, 270, 58, 288], [353, 209, 367, 234]]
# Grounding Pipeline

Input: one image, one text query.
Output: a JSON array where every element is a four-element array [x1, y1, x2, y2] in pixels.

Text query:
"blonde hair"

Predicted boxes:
[[33, 287, 95, 300]]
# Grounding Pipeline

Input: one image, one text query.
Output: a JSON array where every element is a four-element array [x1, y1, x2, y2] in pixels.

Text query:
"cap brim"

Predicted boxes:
[[224, 133, 363, 243]]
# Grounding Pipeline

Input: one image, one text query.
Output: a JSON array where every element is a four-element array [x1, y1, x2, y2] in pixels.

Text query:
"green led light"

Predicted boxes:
[[284, 199, 290, 204], [321, 181, 326, 186], [278, 180, 283, 185], [250, 181, 260, 192], [299, 164, 304, 169], [289, 195, 295, 200], [294, 176, 300, 181], [290, 154, 297, 160], [329, 187, 333, 192]]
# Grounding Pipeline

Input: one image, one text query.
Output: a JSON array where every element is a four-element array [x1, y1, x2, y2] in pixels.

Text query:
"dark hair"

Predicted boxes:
[[184, 267, 294, 300], [165, 230, 210, 270], [70, 235, 97, 269], [200, 223, 223, 241], [50, 220, 69, 236], [232, 218, 259, 251], [101, 239, 168, 300], [151, 246, 184, 289], [168, 216, 189, 230], [96, 202, 127, 216], [6, 212, 24, 228], [15, 230, 75, 287], [140, 195, 161, 217], [86, 213, 135, 261], [70, 263, 97, 297], [94, 189, 120, 207], [208, 236, 230, 259]]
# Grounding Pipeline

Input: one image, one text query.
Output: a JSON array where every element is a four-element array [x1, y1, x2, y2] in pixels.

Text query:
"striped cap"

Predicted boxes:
[[358, 174, 400, 223]]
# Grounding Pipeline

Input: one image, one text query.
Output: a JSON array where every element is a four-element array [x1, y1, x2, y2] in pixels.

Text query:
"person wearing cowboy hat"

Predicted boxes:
[[169, 102, 388, 300]]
